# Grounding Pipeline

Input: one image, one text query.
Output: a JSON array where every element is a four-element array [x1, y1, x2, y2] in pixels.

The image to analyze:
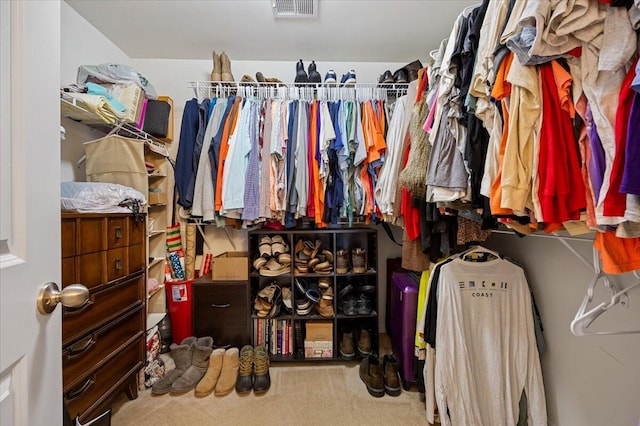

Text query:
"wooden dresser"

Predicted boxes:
[[61, 213, 146, 422]]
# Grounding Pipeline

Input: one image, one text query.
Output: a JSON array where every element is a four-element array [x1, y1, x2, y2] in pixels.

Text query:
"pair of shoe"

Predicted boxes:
[[254, 282, 282, 318], [340, 328, 371, 360], [151, 336, 214, 395], [335, 248, 368, 274], [211, 51, 234, 82], [339, 284, 373, 315], [194, 347, 240, 397], [323, 69, 356, 85], [241, 73, 283, 85], [294, 239, 333, 275], [359, 353, 401, 398], [236, 345, 271, 395], [295, 59, 322, 84], [254, 235, 291, 277]]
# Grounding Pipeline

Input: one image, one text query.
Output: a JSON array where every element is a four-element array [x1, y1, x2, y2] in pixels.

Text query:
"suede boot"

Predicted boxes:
[[339, 329, 355, 360], [210, 51, 221, 82], [194, 348, 226, 397], [151, 336, 196, 395], [383, 354, 402, 396], [359, 353, 384, 397], [171, 337, 213, 394], [215, 347, 240, 396], [220, 51, 234, 82]]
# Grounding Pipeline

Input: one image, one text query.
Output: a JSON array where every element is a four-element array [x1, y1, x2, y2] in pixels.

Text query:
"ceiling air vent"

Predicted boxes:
[[272, 0, 318, 18]]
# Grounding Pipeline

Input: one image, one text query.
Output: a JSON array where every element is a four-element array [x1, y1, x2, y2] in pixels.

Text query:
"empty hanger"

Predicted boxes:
[[570, 248, 639, 336]]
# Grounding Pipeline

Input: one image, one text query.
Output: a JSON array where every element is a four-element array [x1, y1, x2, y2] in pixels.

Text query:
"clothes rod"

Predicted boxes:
[[490, 229, 594, 242]]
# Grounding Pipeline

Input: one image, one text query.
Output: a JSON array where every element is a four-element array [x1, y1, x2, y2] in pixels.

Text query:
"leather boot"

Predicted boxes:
[[171, 337, 214, 394], [359, 353, 384, 397], [151, 336, 196, 395], [210, 51, 221, 82], [295, 59, 308, 84], [252, 345, 271, 395], [357, 329, 371, 357], [339, 329, 355, 360], [383, 354, 402, 396], [220, 51, 234, 82], [194, 348, 225, 397]]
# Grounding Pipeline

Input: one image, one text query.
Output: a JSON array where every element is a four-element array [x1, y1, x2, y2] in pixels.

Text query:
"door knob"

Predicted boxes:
[[37, 282, 90, 315]]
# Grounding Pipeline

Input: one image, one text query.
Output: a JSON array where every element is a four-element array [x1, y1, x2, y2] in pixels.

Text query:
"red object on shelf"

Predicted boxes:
[[164, 279, 194, 344]]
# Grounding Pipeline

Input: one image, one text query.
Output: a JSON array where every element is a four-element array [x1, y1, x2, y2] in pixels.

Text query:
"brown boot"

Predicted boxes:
[[359, 354, 384, 397], [383, 354, 401, 396], [210, 51, 221, 81], [220, 51, 234, 82], [194, 348, 225, 397], [214, 348, 240, 396]]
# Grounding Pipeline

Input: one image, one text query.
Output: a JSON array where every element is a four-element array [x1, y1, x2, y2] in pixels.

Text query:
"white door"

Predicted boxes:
[[0, 1, 63, 425]]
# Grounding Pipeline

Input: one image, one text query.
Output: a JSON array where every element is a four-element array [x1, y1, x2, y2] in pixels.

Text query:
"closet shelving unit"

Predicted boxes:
[[188, 80, 410, 101], [60, 90, 171, 331]]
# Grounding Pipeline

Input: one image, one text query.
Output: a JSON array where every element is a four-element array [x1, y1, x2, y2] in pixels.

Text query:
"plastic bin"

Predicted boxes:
[[164, 279, 194, 344]]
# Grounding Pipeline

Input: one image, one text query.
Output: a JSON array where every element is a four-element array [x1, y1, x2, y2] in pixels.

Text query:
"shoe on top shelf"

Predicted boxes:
[[341, 69, 356, 85], [295, 59, 309, 84], [324, 69, 337, 84], [379, 70, 394, 84], [308, 61, 322, 83]]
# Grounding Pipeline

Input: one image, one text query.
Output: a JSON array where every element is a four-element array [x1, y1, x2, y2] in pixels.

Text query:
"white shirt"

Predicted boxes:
[[435, 257, 547, 426]]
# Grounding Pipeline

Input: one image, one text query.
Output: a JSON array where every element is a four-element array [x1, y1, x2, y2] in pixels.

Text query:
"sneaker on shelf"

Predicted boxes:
[[378, 70, 394, 84], [308, 61, 322, 83], [341, 69, 356, 86], [324, 69, 337, 84], [341, 294, 357, 316], [356, 293, 372, 315]]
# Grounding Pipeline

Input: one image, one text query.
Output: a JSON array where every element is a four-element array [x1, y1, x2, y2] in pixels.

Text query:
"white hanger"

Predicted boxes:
[[459, 245, 501, 262], [570, 248, 640, 336]]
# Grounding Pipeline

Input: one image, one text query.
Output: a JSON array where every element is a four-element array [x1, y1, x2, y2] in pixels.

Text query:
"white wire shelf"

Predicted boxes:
[[188, 80, 410, 101]]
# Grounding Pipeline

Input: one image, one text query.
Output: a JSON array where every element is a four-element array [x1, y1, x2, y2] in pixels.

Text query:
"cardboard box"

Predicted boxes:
[[148, 192, 167, 205], [304, 340, 333, 358], [305, 321, 333, 342], [211, 252, 249, 281]]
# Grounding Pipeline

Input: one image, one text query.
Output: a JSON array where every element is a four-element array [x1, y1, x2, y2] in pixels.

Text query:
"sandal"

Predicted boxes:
[[258, 236, 272, 258], [259, 258, 289, 277], [271, 235, 288, 257]]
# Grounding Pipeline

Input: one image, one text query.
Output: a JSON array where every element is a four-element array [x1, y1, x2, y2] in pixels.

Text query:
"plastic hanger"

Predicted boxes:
[[459, 245, 501, 262], [570, 248, 639, 336]]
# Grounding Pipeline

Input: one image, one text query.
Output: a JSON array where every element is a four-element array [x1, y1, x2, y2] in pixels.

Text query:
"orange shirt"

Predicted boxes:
[[215, 97, 242, 212]]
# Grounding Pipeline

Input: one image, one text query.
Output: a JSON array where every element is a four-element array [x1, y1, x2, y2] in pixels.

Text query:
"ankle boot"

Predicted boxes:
[[383, 354, 402, 396], [357, 329, 371, 357], [194, 348, 226, 397], [210, 51, 221, 82], [252, 345, 271, 394], [295, 59, 308, 83], [359, 353, 384, 397], [308, 61, 321, 83], [171, 337, 214, 394], [340, 329, 355, 360], [151, 336, 196, 395], [220, 51, 234, 82]]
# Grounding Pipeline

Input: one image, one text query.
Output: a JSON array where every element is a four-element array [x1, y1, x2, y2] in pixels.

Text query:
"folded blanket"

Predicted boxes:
[[61, 92, 126, 124]]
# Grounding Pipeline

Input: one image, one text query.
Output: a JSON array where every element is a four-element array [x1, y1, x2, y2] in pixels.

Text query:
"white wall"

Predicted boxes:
[[61, 6, 640, 426], [483, 233, 640, 426], [60, 1, 132, 182]]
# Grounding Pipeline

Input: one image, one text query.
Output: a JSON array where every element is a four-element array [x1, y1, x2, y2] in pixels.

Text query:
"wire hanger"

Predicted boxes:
[[570, 248, 640, 336]]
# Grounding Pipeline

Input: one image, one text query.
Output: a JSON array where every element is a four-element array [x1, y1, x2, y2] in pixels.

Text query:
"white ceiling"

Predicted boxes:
[[65, 0, 478, 63]]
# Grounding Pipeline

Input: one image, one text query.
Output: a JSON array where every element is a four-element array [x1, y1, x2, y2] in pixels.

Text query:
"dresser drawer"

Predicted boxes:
[[62, 257, 76, 286], [62, 220, 76, 258], [76, 251, 107, 290], [77, 217, 107, 255], [128, 243, 145, 273], [65, 338, 143, 422], [62, 273, 144, 345], [193, 282, 250, 347], [107, 247, 128, 282], [128, 217, 145, 246], [63, 306, 144, 390], [107, 217, 129, 249]]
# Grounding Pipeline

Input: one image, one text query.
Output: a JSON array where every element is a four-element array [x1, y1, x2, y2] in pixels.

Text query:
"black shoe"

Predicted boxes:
[[295, 59, 308, 83], [341, 294, 357, 316], [308, 61, 321, 83], [379, 70, 394, 84], [356, 293, 372, 315], [393, 68, 408, 84]]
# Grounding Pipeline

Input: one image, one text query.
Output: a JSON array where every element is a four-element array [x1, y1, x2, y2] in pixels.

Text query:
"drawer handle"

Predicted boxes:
[[66, 377, 95, 401], [114, 226, 122, 239], [211, 303, 231, 308], [64, 300, 93, 316], [115, 258, 122, 270], [63, 337, 96, 363]]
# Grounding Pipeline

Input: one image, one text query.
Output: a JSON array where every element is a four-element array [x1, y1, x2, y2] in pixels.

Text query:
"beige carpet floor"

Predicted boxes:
[[111, 336, 428, 425]]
